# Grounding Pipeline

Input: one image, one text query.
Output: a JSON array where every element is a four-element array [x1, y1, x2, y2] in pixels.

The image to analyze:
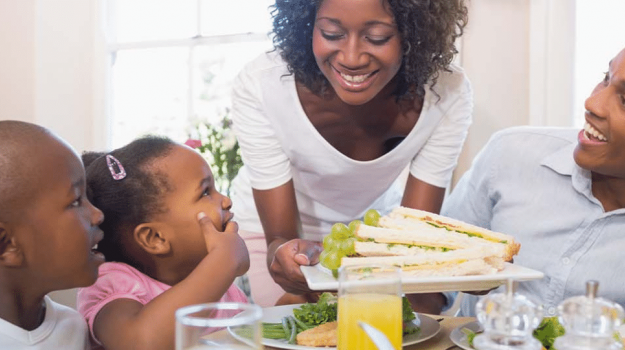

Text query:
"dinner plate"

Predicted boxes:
[[449, 320, 481, 350], [259, 304, 441, 349], [301, 263, 544, 293]]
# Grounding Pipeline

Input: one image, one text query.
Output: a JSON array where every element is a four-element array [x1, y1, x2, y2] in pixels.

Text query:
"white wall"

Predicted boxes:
[[0, 0, 106, 153], [1, 0, 105, 309], [453, 0, 575, 184], [0, 0, 36, 122]]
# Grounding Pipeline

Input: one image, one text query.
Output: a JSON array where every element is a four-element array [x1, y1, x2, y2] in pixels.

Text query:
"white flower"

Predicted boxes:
[[221, 130, 237, 150]]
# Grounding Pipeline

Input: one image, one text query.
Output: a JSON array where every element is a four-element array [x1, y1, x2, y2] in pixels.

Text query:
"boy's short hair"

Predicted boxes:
[[0, 121, 53, 222]]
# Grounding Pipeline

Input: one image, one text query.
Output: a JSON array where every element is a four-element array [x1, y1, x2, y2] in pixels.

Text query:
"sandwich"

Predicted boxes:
[[380, 207, 520, 261], [336, 207, 520, 276], [342, 245, 504, 276]]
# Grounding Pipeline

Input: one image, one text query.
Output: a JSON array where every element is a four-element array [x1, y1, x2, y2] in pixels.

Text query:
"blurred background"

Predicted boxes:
[[0, 0, 624, 307]]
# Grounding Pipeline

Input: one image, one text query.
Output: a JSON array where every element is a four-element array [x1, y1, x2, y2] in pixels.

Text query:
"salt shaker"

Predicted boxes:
[[553, 280, 624, 350], [473, 280, 543, 350]]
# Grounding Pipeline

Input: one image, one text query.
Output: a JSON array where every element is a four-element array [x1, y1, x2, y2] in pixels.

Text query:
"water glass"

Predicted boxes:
[[175, 302, 262, 350], [337, 264, 402, 350]]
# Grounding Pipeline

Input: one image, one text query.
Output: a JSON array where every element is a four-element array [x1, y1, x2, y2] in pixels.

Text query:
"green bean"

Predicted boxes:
[[292, 316, 311, 331], [287, 316, 297, 344], [262, 323, 287, 339], [281, 317, 291, 339]]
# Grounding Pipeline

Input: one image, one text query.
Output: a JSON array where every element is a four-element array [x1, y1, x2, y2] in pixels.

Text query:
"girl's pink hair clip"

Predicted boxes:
[[106, 154, 126, 180]]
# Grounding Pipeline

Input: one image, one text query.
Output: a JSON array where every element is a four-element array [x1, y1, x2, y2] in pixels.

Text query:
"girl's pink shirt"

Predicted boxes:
[[76, 262, 249, 346]]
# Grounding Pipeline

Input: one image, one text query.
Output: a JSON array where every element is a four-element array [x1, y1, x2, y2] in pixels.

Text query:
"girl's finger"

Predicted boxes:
[[223, 220, 239, 234], [197, 212, 218, 235]]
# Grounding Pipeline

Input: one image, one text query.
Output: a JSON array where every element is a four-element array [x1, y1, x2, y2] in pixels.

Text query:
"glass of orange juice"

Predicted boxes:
[[337, 264, 402, 350]]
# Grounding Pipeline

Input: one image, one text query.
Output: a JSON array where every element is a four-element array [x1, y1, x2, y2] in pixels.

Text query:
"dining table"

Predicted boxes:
[[206, 314, 476, 350], [402, 315, 474, 350], [259, 315, 476, 350]]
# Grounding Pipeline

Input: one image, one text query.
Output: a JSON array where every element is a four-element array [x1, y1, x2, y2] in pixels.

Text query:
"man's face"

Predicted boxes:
[[574, 48, 625, 178]]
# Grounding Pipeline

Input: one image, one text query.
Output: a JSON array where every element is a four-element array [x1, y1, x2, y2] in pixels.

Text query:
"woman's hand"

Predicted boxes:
[[268, 238, 323, 294]]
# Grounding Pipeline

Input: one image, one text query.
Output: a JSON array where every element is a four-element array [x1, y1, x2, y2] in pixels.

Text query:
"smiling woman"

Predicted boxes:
[[228, 0, 472, 310], [311, 0, 403, 106]]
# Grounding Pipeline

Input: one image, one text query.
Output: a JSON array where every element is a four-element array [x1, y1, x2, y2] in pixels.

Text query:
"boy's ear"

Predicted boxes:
[[0, 224, 24, 267], [133, 223, 171, 255]]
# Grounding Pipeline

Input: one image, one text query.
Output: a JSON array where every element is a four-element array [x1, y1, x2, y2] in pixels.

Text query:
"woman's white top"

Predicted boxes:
[[231, 51, 473, 241]]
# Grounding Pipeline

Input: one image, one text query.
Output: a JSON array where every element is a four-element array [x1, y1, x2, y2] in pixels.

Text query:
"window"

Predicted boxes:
[[573, 0, 625, 127], [104, 0, 274, 148]]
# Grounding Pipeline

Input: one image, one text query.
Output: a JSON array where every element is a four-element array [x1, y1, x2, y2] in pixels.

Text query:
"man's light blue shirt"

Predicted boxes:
[[442, 126, 625, 316]]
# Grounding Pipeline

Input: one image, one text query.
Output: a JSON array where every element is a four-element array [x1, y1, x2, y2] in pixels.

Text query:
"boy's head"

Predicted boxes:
[[0, 120, 105, 294], [83, 136, 234, 284]]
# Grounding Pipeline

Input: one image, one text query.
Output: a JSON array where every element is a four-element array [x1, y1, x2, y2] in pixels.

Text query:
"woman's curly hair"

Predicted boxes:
[[270, 0, 468, 100]]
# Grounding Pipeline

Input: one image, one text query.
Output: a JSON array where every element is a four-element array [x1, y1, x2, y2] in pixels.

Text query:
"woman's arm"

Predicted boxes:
[[253, 180, 323, 294], [400, 71, 473, 314], [92, 219, 249, 350], [401, 175, 447, 214], [229, 56, 322, 293], [401, 175, 449, 314]]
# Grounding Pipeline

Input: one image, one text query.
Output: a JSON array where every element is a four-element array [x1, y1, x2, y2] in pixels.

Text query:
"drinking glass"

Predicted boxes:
[[175, 302, 262, 350], [337, 264, 402, 350]]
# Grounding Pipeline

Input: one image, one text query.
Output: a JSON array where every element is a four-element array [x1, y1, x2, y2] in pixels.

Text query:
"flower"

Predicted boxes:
[[221, 130, 237, 150], [185, 139, 203, 149], [186, 113, 242, 196]]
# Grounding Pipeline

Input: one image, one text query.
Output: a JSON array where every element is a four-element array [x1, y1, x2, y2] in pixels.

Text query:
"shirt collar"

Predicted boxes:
[[540, 142, 598, 205], [540, 142, 578, 176]]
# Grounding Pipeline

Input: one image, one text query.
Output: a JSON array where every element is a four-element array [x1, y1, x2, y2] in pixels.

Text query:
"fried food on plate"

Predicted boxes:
[[296, 321, 337, 347]]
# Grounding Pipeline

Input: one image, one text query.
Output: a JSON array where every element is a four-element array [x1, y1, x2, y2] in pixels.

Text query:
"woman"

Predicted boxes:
[[442, 48, 625, 316], [231, 0, 471, 311]]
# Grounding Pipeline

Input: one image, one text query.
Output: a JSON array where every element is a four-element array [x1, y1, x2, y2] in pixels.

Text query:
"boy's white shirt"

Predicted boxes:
[[0, 296, 89, 350]]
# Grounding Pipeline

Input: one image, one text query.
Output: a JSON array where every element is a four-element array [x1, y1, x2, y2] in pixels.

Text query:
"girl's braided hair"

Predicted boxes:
[[270, 0, 468, 99]]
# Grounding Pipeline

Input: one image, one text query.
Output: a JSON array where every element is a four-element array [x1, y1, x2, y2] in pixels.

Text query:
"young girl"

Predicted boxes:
[[76, 136, 250, 350]]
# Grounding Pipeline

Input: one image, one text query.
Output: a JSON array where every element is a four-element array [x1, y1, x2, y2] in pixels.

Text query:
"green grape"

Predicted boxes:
[[330, 223, 351, 240], [319, 250, 330, 269], [321, 249, 344, 270], [339, 237, 356, 256], [348, 220, 362, 234], [363, 209, 381, 226], [323, 234, 337, 251], [319, 250, 330, 265]]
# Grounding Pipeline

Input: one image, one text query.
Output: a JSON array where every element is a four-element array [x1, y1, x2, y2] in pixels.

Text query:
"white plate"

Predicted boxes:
[[260, 304, 441, 349], [449, 320, 481, 350], [301, 263, 544, 293]]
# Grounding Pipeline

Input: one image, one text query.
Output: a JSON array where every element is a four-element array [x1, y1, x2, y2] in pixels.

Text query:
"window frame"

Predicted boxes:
[[100, 0, 273, 149]]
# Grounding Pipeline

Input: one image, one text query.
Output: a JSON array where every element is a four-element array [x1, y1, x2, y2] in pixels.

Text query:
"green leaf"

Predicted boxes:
[[402, 297, 416, 323], [292, 292, 338, 327], [533, 316, 565, 349]]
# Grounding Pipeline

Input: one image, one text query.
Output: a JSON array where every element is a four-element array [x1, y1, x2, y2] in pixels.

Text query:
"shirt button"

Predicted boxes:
[[562, 257, 571, 265], [548, 307, 557, 315]]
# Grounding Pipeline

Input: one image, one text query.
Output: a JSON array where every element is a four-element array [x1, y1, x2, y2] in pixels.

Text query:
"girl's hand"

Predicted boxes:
[[197, 212, 250, 276], [269, 238, 323, 294]]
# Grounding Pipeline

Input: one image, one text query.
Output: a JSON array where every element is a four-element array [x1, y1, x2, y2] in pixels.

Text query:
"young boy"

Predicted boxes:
[[0, 120, 105, 349]]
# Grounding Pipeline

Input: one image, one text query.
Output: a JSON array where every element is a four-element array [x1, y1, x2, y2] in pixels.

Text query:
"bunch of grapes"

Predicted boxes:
[[319, 209, 381, 272]]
